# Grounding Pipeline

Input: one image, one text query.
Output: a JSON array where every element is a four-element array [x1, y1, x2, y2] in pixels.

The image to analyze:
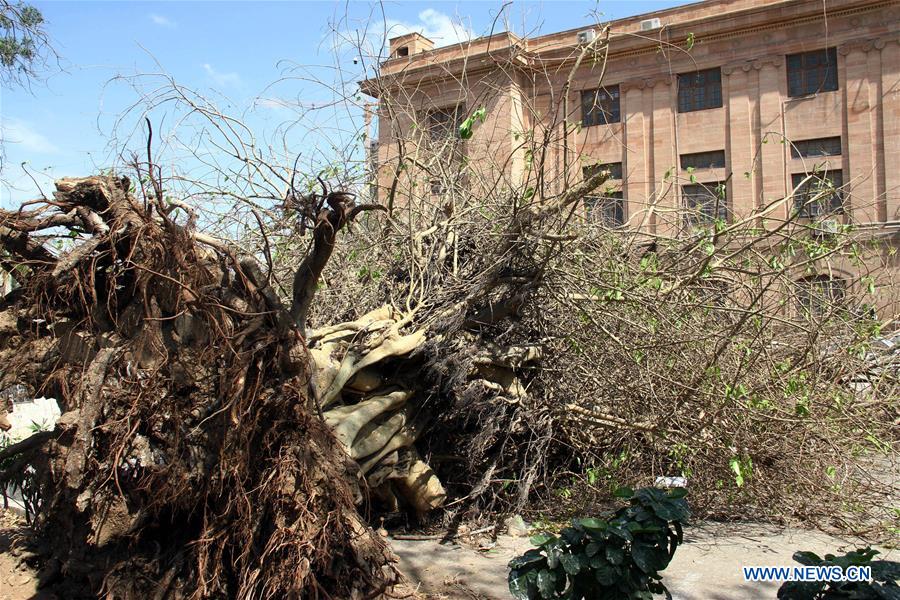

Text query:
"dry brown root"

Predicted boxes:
[[350, 407, 410, 460], [320, 326, 427, 409], [305, 310, 555, 514], [0, 176, 399, 599], [330, 389, 411, 449], [0, 166, 609, 596]]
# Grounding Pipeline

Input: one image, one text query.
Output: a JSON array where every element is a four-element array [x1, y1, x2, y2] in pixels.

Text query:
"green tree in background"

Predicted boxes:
[[0, 0, 53, 87]]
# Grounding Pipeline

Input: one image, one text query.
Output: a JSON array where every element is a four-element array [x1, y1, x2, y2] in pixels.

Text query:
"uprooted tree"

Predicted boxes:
[[0, 177, 400, 598], [1, 11, 898, 599], [0, 163, 609, 597]]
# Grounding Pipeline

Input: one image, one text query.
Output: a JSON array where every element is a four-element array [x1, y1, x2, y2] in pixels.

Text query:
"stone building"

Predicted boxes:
[[362, 0, 899, 315]]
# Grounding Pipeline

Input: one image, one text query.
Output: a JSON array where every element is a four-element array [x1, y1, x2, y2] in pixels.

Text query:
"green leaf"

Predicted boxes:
[[594, 563, 618, 586], [585, 542, 601, 557], [685, 32, 695, 50], [560, 527, 583, 545], [648, 499, 689, 523], [529, 533, 554, 547], [509, 549, 546, 569], [458, 106, 487, 140], [576, 517, 608, 531], [729, 457, 745, 487], [536, 569, 556, 597], [778, 580, 826, 599], [668, 487, 688, 500], [608, 525, 633, 542], [628, 525, 664, 534], [508, 569, 537, 599], [792, 551, 823, 566], [632, 544, 660, 573], [559, 552, 582, 575], [613, 486, 635, 499], [605, 545, 625, 565], [544, 539, 563, 569]]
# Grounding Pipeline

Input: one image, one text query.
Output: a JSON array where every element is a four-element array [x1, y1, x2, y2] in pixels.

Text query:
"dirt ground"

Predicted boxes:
[[1, 508, 895, 600], [0, 509, 53, 600], [391, 522, 897, 599]]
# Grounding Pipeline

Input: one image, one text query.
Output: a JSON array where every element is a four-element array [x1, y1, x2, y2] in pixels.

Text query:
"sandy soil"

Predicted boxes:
[[1, 509, 894, 600], [391, 522, 897, 599], [0, 509, 54, 600]]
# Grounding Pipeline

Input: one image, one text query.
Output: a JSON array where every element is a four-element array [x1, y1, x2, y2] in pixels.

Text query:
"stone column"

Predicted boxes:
[[652, 77, 677, 237], [841, 42, 878, 224], [724, 64, 754, 221], [622, 81, 649, 232], [756, 58, 787, 221], [876, 38, 899, 223]]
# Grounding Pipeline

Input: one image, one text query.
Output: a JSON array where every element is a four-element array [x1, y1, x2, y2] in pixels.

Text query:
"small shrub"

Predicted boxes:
[[777, 547, 900, 599], [507, 487, 689, 599]]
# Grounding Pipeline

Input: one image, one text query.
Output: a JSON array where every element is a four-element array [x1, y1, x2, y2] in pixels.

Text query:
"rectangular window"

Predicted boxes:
[[680, 150, 726, 170], [787, 48, 838, 97], [583, 162, 623, 181], [427, 106, 463, 142], [796, 276, 845, 316], [677, 68, 722, 113], [790, 136, 842, 159], [426, 105, 465, 163], [792, 170, 843, 217], [682, 182, 727, 225], [581, 86, 621, 126], [585, 192, 625, 227]]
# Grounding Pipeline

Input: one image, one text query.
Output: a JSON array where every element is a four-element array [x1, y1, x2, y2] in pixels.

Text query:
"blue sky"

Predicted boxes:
[[0, 0, 689, 205]]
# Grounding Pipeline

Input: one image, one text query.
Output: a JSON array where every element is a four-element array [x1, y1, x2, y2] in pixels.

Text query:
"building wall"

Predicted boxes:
[[367, 0, 900, 315], [550, 0, 899, 232], [371, 66, 523, 208]]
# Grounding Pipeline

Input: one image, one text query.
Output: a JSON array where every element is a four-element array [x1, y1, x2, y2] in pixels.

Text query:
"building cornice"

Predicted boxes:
[[722, 55, 783, 75], [620, 75, 674, 93], [362, 0, 897, 98], [837, 34, 900, 54], [541, 0, 892, 64]]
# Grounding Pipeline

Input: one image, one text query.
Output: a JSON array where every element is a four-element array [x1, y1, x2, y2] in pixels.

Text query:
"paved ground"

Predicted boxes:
[[392, 522, 897, 599]]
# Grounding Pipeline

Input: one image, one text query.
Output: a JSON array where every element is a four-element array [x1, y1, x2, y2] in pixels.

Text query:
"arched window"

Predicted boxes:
[[795, 275, 845, 316]]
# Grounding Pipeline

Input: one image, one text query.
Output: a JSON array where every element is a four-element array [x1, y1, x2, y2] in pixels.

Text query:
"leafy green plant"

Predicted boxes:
[[1, 0, 54, 87], [1, 418, 49, 523], [508, 487, 689, 599], [777, 547, 899, 599], [458, 106, 487, 140]]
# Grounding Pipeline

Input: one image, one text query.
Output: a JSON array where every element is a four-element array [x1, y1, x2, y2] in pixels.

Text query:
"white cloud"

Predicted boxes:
[[330, 9, 471, 60], [255, 97, 292, 111], [149, 14, 176, 28], [385, 9, 472, 47], [202, 64, 242, 88], [0, 118, 58, 154]]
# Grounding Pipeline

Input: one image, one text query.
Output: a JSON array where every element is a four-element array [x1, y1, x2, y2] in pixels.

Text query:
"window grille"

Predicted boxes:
[[792, 170, 843, 217], [787, 48, 838, 97], [790, 137, 841, 159], [677, 68, 722, 113], [682, 182, 728, 225], [680, 150, 726, 170], [581, 86, 621, 126]]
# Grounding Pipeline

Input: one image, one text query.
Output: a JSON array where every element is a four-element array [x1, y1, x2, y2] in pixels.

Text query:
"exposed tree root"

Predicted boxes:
[[0, 176, 399, 598], [0, 167, 614, 596]]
